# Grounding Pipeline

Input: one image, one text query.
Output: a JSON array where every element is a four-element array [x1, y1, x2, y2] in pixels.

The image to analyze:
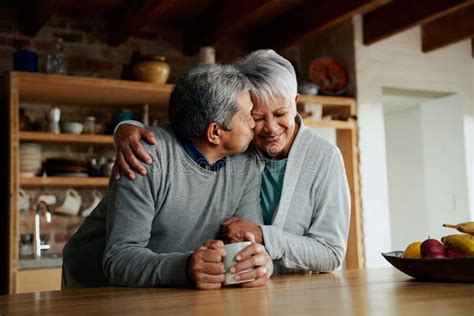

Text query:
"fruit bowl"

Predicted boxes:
[[382, 251, 474, 283]]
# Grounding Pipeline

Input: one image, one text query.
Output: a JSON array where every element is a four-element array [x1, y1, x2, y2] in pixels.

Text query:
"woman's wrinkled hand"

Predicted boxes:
[[229, 232, 272, 288]]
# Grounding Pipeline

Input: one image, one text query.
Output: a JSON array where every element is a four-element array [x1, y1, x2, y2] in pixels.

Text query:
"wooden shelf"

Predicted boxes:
[[20, 177, 109, 187], [304, 119, 356, 130], [12, 71, 173, 108], [298, 95, 356, 116], [19, 132, 114, 145], [298, 94, 355, 106]]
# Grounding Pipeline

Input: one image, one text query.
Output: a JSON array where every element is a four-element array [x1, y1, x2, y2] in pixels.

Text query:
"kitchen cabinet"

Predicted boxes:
[[1, 71, 362, 294]]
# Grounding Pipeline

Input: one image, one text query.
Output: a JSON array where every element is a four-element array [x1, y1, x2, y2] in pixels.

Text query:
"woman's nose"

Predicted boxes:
[[263, 118, 278, 133]]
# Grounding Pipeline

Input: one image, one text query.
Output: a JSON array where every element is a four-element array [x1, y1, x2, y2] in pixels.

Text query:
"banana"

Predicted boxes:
[[441, 234, 474, 256], [443, 222, 474, 235]]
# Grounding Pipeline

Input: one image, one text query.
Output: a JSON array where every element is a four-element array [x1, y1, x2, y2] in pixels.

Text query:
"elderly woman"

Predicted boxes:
[[114, 50, 350, 274]]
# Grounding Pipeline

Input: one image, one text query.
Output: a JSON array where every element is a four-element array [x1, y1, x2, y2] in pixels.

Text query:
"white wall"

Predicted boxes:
[[384, 106, 429, 250], [353, 16, 474, 267], [420, 95, 471, 237]]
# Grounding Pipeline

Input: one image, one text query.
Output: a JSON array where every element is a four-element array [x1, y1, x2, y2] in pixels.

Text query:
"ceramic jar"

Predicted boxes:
[[133, 55, 170, 84]]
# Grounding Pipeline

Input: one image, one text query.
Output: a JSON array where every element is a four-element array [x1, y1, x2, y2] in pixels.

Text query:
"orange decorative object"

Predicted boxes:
[[308, 57, 349, 96]]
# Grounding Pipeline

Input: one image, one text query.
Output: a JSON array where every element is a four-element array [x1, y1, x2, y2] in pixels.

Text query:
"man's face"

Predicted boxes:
[[220, 90, 255, 155]]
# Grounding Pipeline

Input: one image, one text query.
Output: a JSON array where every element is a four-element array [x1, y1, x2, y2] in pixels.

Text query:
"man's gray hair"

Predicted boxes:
[[233, 49, 297, 108], [169, 63, 251, 141]]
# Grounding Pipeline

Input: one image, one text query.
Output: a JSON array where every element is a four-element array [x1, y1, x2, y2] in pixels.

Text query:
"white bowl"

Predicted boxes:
[[61, 122, 84, 134]]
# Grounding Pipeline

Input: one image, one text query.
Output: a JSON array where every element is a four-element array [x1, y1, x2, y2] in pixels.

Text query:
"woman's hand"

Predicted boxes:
[[113, 124, 156, 181], [220, 217, 264, 244], [230, 233, 272, 288]]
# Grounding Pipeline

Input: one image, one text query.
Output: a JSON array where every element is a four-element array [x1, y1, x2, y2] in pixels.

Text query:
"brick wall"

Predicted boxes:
[[0, 13, 355, 95], [0, 14, 208, 83], [281, 20, 356, 97]]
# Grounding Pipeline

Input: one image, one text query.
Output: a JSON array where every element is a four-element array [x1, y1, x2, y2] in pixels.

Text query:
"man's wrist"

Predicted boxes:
[[185, 253, 194, 284]]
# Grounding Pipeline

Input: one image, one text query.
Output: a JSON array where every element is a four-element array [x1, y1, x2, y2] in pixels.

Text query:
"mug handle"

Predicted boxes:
[[92, 189, 103, 199], [66, 188, 80, 198]]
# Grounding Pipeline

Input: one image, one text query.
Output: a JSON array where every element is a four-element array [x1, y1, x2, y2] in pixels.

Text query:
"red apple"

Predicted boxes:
[[420, 238, 445, 258], [424, 252, 445, 259], [445, 248, 467, 258]]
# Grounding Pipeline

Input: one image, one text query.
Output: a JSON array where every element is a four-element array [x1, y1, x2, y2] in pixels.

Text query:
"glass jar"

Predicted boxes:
[[84, 116, 96, 134]]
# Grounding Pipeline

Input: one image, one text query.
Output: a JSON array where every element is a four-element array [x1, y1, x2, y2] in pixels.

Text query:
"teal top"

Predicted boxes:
[[261, 158, 287, 225]]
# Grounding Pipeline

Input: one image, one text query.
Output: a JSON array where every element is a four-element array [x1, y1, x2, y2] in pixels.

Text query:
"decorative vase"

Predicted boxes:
[[133, 55, 170, 84]]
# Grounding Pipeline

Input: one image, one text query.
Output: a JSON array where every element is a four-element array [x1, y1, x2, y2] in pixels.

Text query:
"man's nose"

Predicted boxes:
[[249, 117, 256, 129]]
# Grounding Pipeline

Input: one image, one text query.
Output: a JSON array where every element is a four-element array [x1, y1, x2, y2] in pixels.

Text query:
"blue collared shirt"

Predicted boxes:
[[181, 140, 227, 172]]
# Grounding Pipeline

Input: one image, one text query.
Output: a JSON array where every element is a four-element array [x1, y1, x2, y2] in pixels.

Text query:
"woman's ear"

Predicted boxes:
[[206, 123, 221, 145], [293, 94, 300, 117]]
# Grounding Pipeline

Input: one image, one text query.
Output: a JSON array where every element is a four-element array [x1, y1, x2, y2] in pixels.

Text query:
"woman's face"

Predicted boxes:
[[251, 95, 298, 158]]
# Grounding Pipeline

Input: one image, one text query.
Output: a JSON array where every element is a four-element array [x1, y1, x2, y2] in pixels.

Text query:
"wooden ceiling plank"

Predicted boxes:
[[183, 0, 274, 55], [109, 0, 176, 46], [19, 0, 63, 36], [363, 0, 472, 45], [249, 0, 389, 51], [422, 4, 474, 52]]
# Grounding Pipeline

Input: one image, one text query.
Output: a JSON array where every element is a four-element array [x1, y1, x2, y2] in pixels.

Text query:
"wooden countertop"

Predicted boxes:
[[1, 268, 473, 315]]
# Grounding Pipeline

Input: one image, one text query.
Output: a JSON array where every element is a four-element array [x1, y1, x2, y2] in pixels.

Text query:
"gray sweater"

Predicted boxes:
[[63, 125, 263, 287], [260, 117, 351, 273]]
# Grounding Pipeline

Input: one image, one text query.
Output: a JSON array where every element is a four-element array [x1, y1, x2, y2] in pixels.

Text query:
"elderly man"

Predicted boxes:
[[62, 63, 272, 290]]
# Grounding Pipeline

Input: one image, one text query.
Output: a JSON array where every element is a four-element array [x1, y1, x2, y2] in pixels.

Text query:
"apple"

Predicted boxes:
[[424, 252, 445, 259], [445, 248, 466, 258], [420, 238, 444, 258]]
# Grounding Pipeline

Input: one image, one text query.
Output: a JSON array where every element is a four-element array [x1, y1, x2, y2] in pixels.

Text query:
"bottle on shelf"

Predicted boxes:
[[46, 38, 68, 75]]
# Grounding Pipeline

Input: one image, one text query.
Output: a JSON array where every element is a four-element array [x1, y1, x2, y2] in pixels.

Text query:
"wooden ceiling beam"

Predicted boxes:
[[109, 0, 176, 46], [248, 0, 389, 51], [363, 0, 472, 45], [422, 4, 474, 52], [472, 37, 474, 57], [19, 0, 63, 37], [183, 0, 274, 55]]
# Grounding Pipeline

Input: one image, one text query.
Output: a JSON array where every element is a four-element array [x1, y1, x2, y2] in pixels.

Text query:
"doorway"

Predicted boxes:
[[382, 88, 470, 250]]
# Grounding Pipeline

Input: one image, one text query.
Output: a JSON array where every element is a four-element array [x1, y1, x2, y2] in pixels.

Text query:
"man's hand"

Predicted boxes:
[[187, 240, 226, 290], [229, 233, 272, 288], [113, 123, 156, 181], [220, 217, 263, 244]]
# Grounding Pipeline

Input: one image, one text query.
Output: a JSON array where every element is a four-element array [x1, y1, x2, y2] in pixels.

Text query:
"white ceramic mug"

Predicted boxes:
[[55, 189, 81, 215], [81, 190, 103, 217], [223, 241, 254, 285]]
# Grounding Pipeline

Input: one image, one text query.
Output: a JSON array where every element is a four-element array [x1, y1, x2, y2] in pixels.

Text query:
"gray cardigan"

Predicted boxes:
[[259, 117, 351, 274]]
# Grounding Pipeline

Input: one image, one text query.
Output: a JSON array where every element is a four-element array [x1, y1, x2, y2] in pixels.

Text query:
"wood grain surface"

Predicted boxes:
[[1, 268, 473, 315]]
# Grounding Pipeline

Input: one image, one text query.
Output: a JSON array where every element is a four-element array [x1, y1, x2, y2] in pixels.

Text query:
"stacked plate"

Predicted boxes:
[[20, 143, 42, 177], [43, 158, 88, 177]]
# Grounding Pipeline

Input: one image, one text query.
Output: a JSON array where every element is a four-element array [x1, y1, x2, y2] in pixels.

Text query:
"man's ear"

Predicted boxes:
[[206, 123, 222, 145]]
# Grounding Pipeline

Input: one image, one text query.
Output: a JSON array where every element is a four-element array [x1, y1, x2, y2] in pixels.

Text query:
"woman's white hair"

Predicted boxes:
[[233, 49, 298, 108]]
